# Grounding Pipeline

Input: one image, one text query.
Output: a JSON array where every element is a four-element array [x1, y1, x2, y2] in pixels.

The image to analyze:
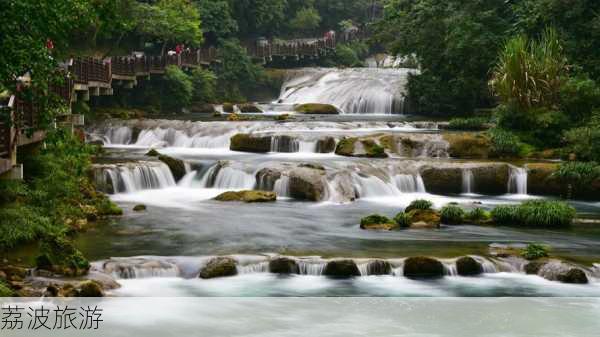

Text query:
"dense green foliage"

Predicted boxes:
[[491, 201, 576, 228], [440, 205, 465, 225], [447, 117, 488, 131], [405, 199, 433, 213], [466, 208, 491, 224], [487, 128, 524, 157], [0, 130, 122, 250], [216, 40, 264, 101], [162, 66, 193, 112], [393, 212, 411, 228], [521, 243, 549, 260], [360, 214, 394, 227], [191, 68, 217, 103]]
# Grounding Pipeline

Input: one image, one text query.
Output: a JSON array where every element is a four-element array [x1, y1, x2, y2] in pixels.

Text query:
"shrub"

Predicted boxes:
[[563, 126, 600, 162], [360, 214, 393, 227], [0, 205, 52, 249], [162, 65, 193, 112], [191, 67, 217, 103], [447, 117, 488, 131], [551, 162, 600, 196], [334, 44, 361, 67], [405, 199, 433, 212], [0, 280, 14, 297], [440, 205, 465, 225], [491, 201, 576, 228], [559, 75, 600, 122], [488, 128, 523, 157], [466, 208, 490, 223], [521, 243, 549, 260], [394, 212, 411, 228]]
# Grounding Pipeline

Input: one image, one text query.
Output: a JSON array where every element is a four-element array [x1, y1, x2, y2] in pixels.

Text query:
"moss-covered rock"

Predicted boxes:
[[230, 133, 271, 153], [456, 256, 483, 276], [335, 137, 388, 158], [269, 257, 299, 274], [72, 280, 104, 297], [199, 257, 237, 279], [36, 236, 90, 277], [222, 103, 234, 113], [214, 190, 277, 203], [238, 103, 263, 113], [96, 197, 123, 216], [335, 137, 357, 156], [403, 257, 444, 279], [323, 260, 360, 278], [146, 148, 160, 157], [420, 166, 462, 194], [0, 281, 14, 297], [420, 164, 509, 195], [525, 163, 565, 197], [360, 214, 397, 231], [407, 209, 441, 228], [366, 260, 392, 275], [443, 133, 492, 159], [316, 137, 337, 153], [133, 204, 147, 212], [294, 103, 339, 115], [288, 167, 326, 201], [190, 103, 216, 114], [158, 154, 186, 181], [524, 261, 546, 275], [361, 139, 388, 158]]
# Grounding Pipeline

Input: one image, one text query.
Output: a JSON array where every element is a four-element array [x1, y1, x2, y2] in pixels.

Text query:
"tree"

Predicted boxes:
[[133, 0, 203, 54], [191, 68, 217, 103], [289, 7, 322, 36], [195, 0, 238, 45], [161, 66, 193, 112], [376, 0, 511, 115], [216, 39, 262, 101], [227, 0, 287, 37]]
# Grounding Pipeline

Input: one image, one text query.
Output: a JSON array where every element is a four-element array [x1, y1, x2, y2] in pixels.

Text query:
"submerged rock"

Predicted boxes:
[[557, 269, 588, 284], [288, 167, 327, 201], [230, 133, 271, 153], [403, 257, 444, 279], [158, 154, 186, 181], [294, 103, 339, 115], [366, 260, 392, 275], [133, 204, 147, 212], [199, 257, 237, 279], [269, 257, 299, 274], [214, 190, 277, 203], [323, 260, 361, 278], [456, 256, 483, 276]]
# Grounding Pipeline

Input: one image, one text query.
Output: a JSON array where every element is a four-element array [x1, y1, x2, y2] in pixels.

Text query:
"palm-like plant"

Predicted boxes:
[[490, 28, 568, 112]]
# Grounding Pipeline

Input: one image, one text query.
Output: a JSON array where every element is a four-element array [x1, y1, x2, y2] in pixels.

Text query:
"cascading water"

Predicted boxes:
[[278, 68, 417, 114], [94, 162, 176, 194], [103, 126, 132, 145], [462, 169, 474, 194], [200, 164, 256, 190], [394, 174, 426, 193], [508, 167, 528, 195], [273, 176, 291, 197]]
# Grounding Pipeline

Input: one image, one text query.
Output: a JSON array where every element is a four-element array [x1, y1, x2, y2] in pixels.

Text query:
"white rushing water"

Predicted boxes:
[[462, 169, 475, 195], [95, 162, 176, 194], [508, 167, 528, 195], [278, 68, 417, 114]]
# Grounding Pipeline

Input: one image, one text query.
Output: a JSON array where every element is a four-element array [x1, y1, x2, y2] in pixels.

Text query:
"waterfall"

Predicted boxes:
[[352, 174, 401, 198], [100, 260, 180, 279], [200, 164, 256, 190], [104, 126, 132, 145], [271, 135, 299, 153], [237, 262, 270, 274], [297, 261, 326, 275], [274, 176, 291, 197], [178, 171, 197, 187], [394, 174, 426, 193], [508, 167, 528, 195], [462, 169, 474, 194], [278, 68, 417, 114], [95, 162, 176, 194]]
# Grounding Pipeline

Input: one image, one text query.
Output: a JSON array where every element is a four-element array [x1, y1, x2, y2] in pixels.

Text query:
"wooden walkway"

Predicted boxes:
[[0, 34, 338, 176]]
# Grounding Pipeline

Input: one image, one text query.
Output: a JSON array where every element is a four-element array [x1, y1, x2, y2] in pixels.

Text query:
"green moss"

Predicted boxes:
[[230, 134, 271, 153], [491, 201, 576, 227], [360, 214, 397, 230], [0, 281, 14, 297], [361, 139, 388, 158], [521, 243, 550, 260], [466, 208, 491, 224], [393, 212, 412, 228], [36, 235, 90, 277], [214, 190, 277, 203], [96, 197, 123, 216], [335, 137, 358, 156], [440, 205, 465, 225], [133, 204, 147, 211], [158, 154, 186, 180], [294, 103, 339, 115], [407, 209, 441, 226], [447, 117, 489, 131], [405, 199, 433, 212], [443, 132, 492, 159]]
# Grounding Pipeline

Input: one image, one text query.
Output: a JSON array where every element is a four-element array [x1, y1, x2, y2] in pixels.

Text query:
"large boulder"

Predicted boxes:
[[420, 166, 462, 194], [456, 256, 483, 276], [366, 260, 393, 275], [323, 260, 361, 278], [535, 260, 589, 284], [443, 133, 492, 159], [316, 137, 337, 153], [269, 257, 299, 274], [63, 280, 104, 297], [255, 167, 282, 191], [407, 209, 441, 228], [158, 154, 186, 181], [420, 164, 509, 195], [471, 164, 510, 195], [294, 103, 339, 115], [335, 137, 388, 158], [403, 257, 445, 279], [230, 134, 271, 153], [199, 257, 237, 279], [288, 167, 327, 201], [238, 103, 263, 113], [190, 103, 216, 114], [214, 190, 277, 203]]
